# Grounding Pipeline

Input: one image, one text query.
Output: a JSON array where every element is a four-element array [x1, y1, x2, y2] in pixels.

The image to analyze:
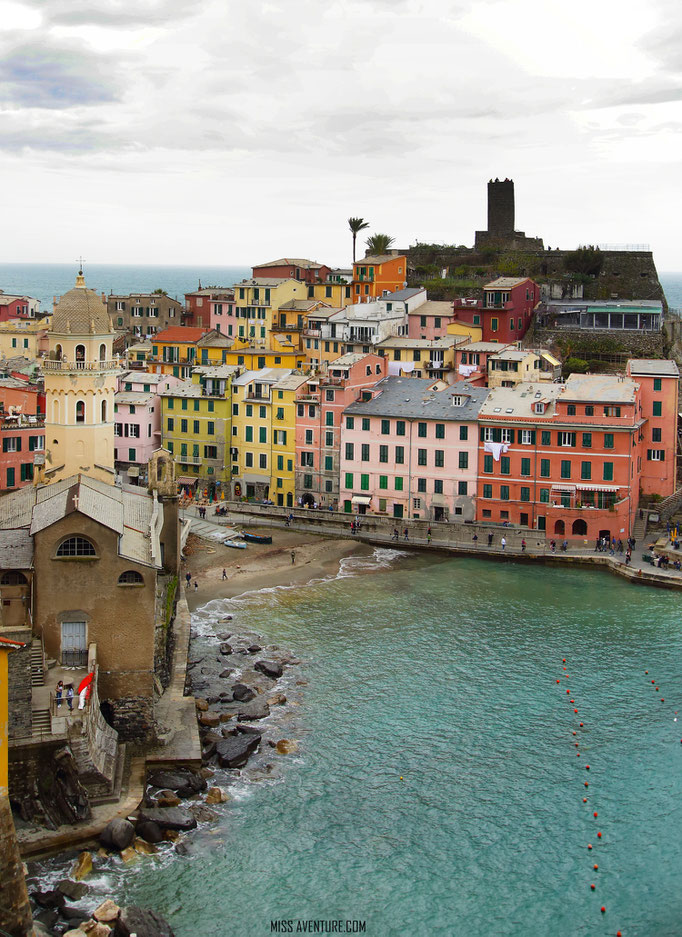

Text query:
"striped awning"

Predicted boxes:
[[576, 484, 620, 492]]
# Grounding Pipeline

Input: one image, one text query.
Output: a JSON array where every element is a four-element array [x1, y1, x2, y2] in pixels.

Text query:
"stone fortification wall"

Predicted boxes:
[[108, 696, 155, 743], [522, 326, 666, 360], [8, 740, 91, 828], [4, 628, 32, 740]]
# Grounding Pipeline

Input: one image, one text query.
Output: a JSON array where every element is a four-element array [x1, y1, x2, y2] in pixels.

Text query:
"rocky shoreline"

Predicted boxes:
[[26, 609, 304, 936]]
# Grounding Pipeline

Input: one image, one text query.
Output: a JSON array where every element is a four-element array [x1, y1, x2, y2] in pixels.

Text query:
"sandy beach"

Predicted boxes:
[[182, 527, 373, 611]]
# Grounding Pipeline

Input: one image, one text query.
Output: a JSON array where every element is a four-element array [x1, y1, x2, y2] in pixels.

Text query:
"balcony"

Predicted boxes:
[[176, 455, 202, 465], [43, 358, 121, 372]]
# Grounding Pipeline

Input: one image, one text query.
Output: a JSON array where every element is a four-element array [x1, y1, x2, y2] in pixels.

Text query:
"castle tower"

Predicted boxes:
[[42, 271, 120, 485], [487, 177, 515, 237]]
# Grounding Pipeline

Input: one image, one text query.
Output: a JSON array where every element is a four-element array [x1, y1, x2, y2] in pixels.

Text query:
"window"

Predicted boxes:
[[360, 474, 369, 491], [259, 427, 267, 443], [520, 458, 531, 476], [417, 478, 426, 492], [396, 421, 406, 436], [500, 456, 510, 474], [325, 389, 334, 402], [653, 378, 662, 391], [345, 442, 354, 460], [603, 406, 621, 417], [379, 475, 388, 490], [325, 431, 334, 447], [520, 487, 530, 502], [459, 425, 468, 441], [305, 429, 313, 445], [418, 422, 427, 437], [245, 426, 253, 442], [345, 472, 353, 488], [204, 445, 218, 459], [581, 461, 591, 480], [325, 411, 334, 426], [56, 536, 96, 557], [435, 423, 445, 439], [483, 484, 493, 499], [539, 488, 549, 503], [434, 479, 443, 494], [180, 419, 188, 433], [458, 481, 467, 495], [653, 401, 662, 417], [381, 420, 390, 435], [520, 430, 534, 445], [541, 431, 551, 446], [418, 448, 427, 465], [361, 444, 370, 461], [361, 418, 370, 431], [500, 485, 509, 500], [604, 433, 614, 449], [585, 405, 594, 416], [379, 445, 388, 463], [193, 420, 200, 434], [652, 428, 662, 442], [459, 452, 468, 469], [567, 405, 576, 416], [558, 432, 576, 447], [167, 417, 174, 431], [435, 450, 444, 468], [395, 446, 405, 464], [491, 318, 498, 332], [303, 474, 313, 489], [118, 570, 143, 585], [395, 477, 403, 491], [603, 462, 614, 481], [483, 454, 493, 473], [259, 453, 267, 469], [582, 432, 592, 448], [540, 458, 550, 478], [647, 449, 665, 461], [560, 460, 571, 479], [76, 400, 85, 423], [346, 416, 354, 429]]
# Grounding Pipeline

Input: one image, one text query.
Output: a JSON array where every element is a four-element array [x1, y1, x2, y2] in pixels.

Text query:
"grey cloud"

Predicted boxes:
[[582, 82, 682, 111], [0, 39, 120, 109], [22, 0, 197, 27]]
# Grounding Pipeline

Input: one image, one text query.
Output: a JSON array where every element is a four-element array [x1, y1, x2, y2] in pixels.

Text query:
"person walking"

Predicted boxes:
[[427, 532, 432, 544], [501, 536, 507, 551], [472, 533, 478, 547], [521, 538, 526, 552], [594, 538, 600, 552], [550, 539, 556, 553], [617, 539, 624, 553], [403, 528, 409, 541], [66, 684, 74, 711], [561, 539, 568, 552], [194, 580, 198, 591], [487, 532, 493, 547], [392, 528, 399, 541], [222, 568, 227, 580], [55, 680, 63, 708], [185, 571, 192, 587], [291, 551, 296, 564]]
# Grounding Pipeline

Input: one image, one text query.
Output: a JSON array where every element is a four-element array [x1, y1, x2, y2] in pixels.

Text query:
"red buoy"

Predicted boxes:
[[645, 670, 648, 674], [587, 843, 593, 850], [573, 731, 577, 735], [656, 687, 659, 691], [574, 709, 578, 713], [590, 883, 595, 890], [563, 658, 566, 663], [557, 679, 560, 683], [567, 689, 570, 694], [600, 906, 606, 913], [586, 765, 590, 770], [662, 698, 665, 702], [571, 699, 575, 703], [585, 782, 589, 787], [597, 832, 602, 838], [577, 752, 581, 757], [593, 864, 598, 870], [617, 931, 622, 936], [580, 722, 584, 727], [594, 812, 598, 818], [583, 797, 587, 802], [652, 680, 655, 684]]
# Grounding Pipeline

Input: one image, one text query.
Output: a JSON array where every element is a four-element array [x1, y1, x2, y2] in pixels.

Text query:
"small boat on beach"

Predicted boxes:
[[223, 538, 247, 549], [241, 532, 272, 544]]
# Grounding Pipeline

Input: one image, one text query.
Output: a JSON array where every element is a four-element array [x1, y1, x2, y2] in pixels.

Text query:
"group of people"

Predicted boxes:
[[185, 571, 199, 591], [197, 505, 208, 519], [350, 519, 363, 535], [55, 680, 87, 711], [391, 528, 410, 541], [654, 553, 681, 570]]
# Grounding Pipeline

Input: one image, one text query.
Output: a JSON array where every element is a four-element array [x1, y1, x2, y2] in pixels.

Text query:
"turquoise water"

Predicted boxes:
[[38, 553, 682, 935]]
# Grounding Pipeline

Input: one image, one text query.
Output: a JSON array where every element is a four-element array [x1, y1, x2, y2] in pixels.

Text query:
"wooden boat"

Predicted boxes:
[[223, 538, 247, 549], [242, 532, 272, 544]]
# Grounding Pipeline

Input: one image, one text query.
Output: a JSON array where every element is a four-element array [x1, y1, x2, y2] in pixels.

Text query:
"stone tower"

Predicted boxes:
[[42, 271, 120, 485], [487, 178, 515, 237], [148, 448, 180, 575]]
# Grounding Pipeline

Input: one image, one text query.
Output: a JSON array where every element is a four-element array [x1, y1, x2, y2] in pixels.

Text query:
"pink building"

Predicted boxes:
[[295, 352, 387, 508], [626, 359, 679, 498], [407, 300, 457, 340], [114, 371, 183, 480], [339, 378, 489, 521]]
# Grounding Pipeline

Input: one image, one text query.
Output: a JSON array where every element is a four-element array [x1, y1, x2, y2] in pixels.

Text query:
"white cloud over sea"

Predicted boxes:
[[0, 0, 680, 267]]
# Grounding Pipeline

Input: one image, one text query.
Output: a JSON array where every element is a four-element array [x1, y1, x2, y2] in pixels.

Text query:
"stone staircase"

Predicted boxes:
[[657, 487, 682, 522], [31, 709, 51, 735], [631, 509, 648, 543], [30, 640, 44, 687]]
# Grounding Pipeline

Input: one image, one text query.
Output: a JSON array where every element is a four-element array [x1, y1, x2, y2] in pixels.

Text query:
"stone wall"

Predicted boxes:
[[0, 794, 32, 937], [8, 740, 91, 828], [108, 695, 155, 743], [3, 628, 32, 740], [523, 325, 665, 360]]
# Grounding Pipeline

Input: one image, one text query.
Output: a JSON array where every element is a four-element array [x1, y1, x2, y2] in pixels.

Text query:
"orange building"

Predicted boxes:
[[352, 254, 406, 303], [475, 374, 653, 542], [626, 359, 679, 498]]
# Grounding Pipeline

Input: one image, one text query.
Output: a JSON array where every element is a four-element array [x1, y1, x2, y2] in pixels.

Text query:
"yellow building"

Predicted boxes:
[[147, 327, 209, 378], [222, 345, 305, 371], [42, 272, 120, 485], [159, 365, 238, 496], [446, 320, 483, 343], [233, 278, 309, 343], [487, 348, 561, 388], [308, 281, 353, 307], [375, 335, 463, 381], [0, 318, 49, 361], [230, 368, 305, 506]]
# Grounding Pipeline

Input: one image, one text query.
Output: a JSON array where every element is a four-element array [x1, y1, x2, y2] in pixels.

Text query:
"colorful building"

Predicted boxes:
[[0, 291, 40, 321], [454, 341, 514, 385], [407, 300, 457, 339], [352, 254, 407, 302], [295, 353, 387, 508], [231, 278, 310, 342], [302, 309, 346, 370], [107, 293, 183, 340], [0, 319, 49, 360], [487, 348, 561, 388], [453, 277, 539, 343], [147, 326, 210, 377], [376, 336, 462, 381], [0, 377, 44, 491], [626, 359, 679, 497], [339, 377, 488, 521], [475, 374, 652, 540], [114, 371, 182, 482], [251, 258, 331, 284], [184, 287, 234, 330]]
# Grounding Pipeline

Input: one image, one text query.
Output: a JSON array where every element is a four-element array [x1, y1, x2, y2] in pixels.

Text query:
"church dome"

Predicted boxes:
[[51, 272, 112, 335]]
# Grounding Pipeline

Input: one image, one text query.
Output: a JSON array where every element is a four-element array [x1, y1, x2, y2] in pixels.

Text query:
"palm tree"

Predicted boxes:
[[348, 217, 370, 263], [365, 233, 395, 255]]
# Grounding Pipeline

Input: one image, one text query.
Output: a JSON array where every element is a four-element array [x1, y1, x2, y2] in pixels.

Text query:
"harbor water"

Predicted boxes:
[[38, 551, 682, 936]]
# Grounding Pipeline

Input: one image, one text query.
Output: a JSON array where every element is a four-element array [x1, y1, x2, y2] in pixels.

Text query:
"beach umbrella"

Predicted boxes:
[[77, 672, 94, 698]]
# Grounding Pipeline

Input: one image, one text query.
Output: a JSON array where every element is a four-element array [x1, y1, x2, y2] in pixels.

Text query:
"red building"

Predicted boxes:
[[0, 378, 45, 491], [626, 359, 679, 498], [0, 293, 40, 322], [453, 277, 539, 343], [183, 287, 233, 329], [475, 373, 654, 542], [252, 259, 331, 284]]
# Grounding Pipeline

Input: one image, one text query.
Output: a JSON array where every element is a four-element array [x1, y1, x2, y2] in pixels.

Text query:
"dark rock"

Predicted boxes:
[[137, 807, 198, 832], [231, 684, 256, 702], [254, 660, 283, 679], [202, 741, 217, 760], [174, 841, 190, 857], [215, 734, 261, 768], [218, 691, 232, 698], [31, 889, 66, 909], [217, 631, 232, 639], [113, 906, 175, 937], [136, 820, 164, 844], [235, 723, 263, 736], [100, 817, 136, 851], [237, 700, 270, 721], [147, 770, 206, 797], [219, 643, 232, 655], [56, 879, 88, 901], [218, 670, 233, 679], [188, 804, 218, 823], [198, 712, 220, 728], [247, 644, 262, 654], [155, 790, 181, 808], [235, 648, 248, 655], [221, 726, 237, 737], [60, 907, 91, 924], [34, 908, 59, 928]]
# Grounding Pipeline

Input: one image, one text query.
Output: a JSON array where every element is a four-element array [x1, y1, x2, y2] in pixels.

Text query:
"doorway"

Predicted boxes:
[[61, 621, 87, 667]]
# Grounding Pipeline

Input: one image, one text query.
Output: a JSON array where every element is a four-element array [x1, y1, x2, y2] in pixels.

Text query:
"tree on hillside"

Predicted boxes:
[[365, 233, 395, 255], [348, 217, 370, 262]]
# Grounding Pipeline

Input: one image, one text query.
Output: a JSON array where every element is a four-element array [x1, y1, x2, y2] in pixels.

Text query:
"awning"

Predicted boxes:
[[241, 473, 268, 485], [177, 476, 197, 485], [541, 352, 561, 366], [576, 484, 620, 492], [127, 466, 140, 477], [351, 495, 372, 505], [551, 484, 576, 492]]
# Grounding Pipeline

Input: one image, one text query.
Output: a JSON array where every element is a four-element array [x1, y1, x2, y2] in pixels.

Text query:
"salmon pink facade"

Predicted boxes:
[[626, 359, 679, 497]]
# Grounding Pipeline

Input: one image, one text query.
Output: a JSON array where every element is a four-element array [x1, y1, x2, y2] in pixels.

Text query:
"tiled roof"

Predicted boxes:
[[484, 277, 530, 289], [154, 327, 207, 342], [562, 374, 637, 403], [158, 380, 202, 398], [380, 288, 424, 302], [344, 377, 489, 420], [253, 258, 324, 269], [0, 529, 33, 568], [51, 285, 111, 335], [479, 382, 564, 419], [115, 391, 155, 405], [354, 254, 404, 265], [232, 368, 293, 387]]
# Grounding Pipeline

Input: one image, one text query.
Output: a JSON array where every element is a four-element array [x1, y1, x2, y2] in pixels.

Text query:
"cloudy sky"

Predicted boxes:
[[0, 0, 680, 268]]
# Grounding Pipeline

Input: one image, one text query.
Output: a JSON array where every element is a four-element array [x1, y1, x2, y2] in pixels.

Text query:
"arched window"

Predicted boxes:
[[101, 399, 107, 422], [0, 571, 27, 585], [99, 343, 106, 361], [572, 519, 587, 536], [55, 344, 63, 361], [56, 536, 96, 557], [52, 399, 59, 422], [75, 344, 86, 362], [554, 519, 565, 535], [76, 400, 85, 423], [118, 570, 144, 585]]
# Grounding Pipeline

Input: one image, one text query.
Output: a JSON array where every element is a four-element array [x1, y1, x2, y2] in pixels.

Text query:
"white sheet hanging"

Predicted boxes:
[[484, 440, 510, 462], [458, 363, 478, 377]]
